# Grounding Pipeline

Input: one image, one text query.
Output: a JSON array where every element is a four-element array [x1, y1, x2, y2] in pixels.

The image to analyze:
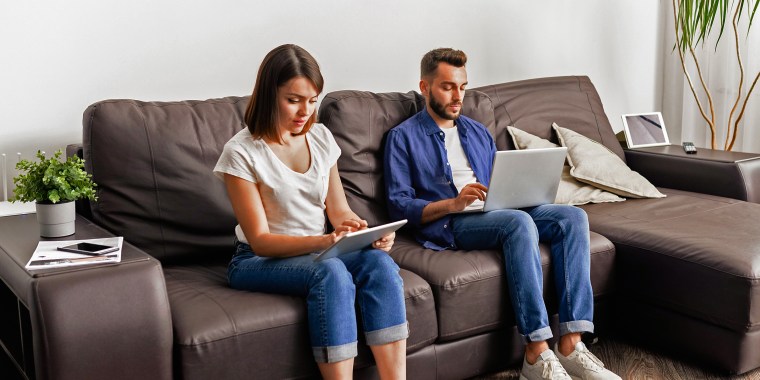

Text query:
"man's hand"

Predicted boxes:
[[373, 232, 395, 252], [451, 183, 488, 211], [420, 183, 489, 224]]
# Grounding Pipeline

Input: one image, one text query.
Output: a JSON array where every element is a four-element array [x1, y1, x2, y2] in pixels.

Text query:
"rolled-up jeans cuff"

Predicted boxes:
[[365, 321, 409, 346], [525, 326, 554, 343], [559, 320, 594, 336], [312, 341, 358, 363]]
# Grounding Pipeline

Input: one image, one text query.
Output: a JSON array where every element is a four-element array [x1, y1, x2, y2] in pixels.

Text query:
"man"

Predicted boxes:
[[383, 48, 621, 380]]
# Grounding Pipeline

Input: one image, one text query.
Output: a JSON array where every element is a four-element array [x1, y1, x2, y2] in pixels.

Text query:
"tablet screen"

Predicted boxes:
[[313, 219, 407, 261]]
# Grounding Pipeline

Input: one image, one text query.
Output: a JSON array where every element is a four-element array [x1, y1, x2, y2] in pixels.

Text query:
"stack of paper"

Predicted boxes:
[[26, 237, 123, 270]]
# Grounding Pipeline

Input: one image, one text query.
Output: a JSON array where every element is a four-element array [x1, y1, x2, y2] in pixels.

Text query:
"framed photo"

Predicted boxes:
[[621, 112, 670, 148]]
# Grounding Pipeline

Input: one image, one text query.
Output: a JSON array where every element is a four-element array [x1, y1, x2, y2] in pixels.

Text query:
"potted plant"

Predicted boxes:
[[672, 0, 759, 150], [11, 150, 97, 237]]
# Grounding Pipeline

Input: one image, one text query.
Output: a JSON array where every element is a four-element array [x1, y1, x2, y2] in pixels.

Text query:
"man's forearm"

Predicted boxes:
[[420, 198, 455, 224]]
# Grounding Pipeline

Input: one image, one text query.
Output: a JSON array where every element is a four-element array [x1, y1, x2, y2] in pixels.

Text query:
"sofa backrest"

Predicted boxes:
[[320, 76, 618, 224], [83, 97, 248, 264], [474, 75, 623, 160], [81, 76, 615, 263]]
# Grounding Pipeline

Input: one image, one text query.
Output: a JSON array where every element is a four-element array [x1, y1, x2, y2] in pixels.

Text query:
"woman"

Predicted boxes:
[[213, 44, 408, 380]]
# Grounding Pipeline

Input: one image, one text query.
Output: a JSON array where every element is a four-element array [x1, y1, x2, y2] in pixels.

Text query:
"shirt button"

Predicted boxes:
[[444, 224, 448, 228], [439, 132, 443, 136]]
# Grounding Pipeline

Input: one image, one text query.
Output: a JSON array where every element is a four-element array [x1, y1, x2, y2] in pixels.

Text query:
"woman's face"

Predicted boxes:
[[277, 76, 318, 137]]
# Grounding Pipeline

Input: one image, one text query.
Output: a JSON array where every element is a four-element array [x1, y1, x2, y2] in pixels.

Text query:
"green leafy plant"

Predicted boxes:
[[672, 0, 759, 150], [11, 150, 97, 204]]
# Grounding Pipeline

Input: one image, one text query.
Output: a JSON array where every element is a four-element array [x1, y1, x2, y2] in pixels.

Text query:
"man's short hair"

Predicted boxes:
[[420, 48, 467, 79]]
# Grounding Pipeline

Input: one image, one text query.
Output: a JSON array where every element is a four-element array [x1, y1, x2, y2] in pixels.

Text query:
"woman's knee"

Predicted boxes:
[[312, 259, 355, 294], [358, 250, 402, 285], [363, 249, 399, 270]]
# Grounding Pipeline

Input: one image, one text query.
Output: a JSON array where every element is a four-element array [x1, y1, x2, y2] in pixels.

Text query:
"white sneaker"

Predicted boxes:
[[554, 341, 621, 380], [520, 349, 572, 380]]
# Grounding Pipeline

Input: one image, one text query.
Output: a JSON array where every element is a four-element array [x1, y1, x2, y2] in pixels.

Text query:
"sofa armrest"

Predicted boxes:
[[0, 214, 173, 380], [625, 145, 760, 203]]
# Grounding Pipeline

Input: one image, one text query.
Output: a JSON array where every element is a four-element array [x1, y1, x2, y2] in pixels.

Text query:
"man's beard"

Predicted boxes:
[[428, 90, 461, 121]]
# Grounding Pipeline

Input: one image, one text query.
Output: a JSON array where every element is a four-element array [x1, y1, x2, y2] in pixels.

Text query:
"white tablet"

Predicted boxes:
[[313, 219, 407, 261]]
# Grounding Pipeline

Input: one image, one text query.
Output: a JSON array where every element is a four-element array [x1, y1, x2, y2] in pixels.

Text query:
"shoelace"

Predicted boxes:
[[542, 356, 570, 379], [577, 347, 606, 370]]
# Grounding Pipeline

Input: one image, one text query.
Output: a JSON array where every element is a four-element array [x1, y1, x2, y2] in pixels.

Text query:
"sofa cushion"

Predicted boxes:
[[580, 188, 760, 333], [553, 124, 665, 199], [473, 76, 625, 161], [319, 90, 497, 226], [507, 126, 625, 205], [83, 97, 248, 263], [163, 264, 437, 380], [389, 232, 615, 341]]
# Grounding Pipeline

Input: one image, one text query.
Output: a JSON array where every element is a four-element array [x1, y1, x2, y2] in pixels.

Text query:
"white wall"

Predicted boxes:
[[0, 1, 662, 200]]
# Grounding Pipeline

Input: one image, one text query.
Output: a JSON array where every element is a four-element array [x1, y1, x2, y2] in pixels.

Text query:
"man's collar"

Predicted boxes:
[[418, 108, 467, 135]]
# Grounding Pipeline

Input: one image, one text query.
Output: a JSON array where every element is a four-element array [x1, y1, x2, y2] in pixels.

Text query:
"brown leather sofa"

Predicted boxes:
[[30, 75, 759, 379]]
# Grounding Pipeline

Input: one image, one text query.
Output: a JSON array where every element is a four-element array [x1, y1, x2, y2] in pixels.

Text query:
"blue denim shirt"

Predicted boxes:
[[384, 109, 496, 250]]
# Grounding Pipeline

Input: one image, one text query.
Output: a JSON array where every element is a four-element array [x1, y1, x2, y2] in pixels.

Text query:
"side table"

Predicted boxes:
[[624, 145, 760, 203], [0, 214, 173, 380]]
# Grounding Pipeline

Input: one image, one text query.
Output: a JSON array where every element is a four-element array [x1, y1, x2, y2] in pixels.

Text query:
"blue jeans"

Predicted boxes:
[[228, 242, 408, 363], [451, 204, 594, 342]]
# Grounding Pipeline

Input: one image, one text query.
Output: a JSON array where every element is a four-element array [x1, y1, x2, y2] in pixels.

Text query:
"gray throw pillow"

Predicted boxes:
[[552, 123, 665, 198]]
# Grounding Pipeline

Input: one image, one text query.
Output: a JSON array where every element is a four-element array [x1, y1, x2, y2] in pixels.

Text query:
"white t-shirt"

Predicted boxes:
[[441, 126, 484, 208], [441, 126, 479, 191], [213, 123, 341, 244]]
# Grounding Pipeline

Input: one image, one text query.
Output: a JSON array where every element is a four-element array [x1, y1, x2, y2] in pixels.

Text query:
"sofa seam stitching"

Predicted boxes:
[[136, 104, 168, 258]]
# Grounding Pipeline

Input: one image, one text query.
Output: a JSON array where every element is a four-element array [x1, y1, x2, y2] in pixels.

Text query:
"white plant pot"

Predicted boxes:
[[36, 201, 75, 237]]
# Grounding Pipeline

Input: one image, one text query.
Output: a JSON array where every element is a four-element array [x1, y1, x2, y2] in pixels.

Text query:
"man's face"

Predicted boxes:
[[421, 62, 468, 124]]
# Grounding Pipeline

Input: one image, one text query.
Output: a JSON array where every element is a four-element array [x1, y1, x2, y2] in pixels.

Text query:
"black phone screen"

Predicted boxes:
[[69, 243, 114, 252], [57, 242, 118, 255]]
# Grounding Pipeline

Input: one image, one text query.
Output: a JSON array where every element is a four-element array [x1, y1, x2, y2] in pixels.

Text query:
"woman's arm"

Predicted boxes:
[[324, 165, 396, 252], [324, 164, 365, 230], [224, 174, 342, 257]]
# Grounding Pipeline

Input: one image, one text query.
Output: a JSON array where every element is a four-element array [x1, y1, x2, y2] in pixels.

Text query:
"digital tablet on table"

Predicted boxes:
[[313, 219, 407, 261]]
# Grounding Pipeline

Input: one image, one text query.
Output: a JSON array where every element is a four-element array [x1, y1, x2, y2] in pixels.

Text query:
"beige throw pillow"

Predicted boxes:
[[507, 126, 625, 205], [552, 123, 666, 198]]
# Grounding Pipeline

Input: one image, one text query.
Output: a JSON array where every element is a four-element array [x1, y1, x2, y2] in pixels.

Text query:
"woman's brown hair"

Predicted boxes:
[[244, 44, 324, 142]]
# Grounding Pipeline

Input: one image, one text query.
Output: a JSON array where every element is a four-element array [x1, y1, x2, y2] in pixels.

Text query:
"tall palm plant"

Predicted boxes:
[[673, 0, 759, 150]]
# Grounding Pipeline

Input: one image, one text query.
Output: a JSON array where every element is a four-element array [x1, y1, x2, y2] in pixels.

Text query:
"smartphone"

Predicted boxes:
[[57, 242, 119, 256]]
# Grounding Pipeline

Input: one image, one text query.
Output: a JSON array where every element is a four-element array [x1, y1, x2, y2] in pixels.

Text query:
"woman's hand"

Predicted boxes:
[[373, 232, 395, 252], [336, 218, 368, 234], [322, 218, 368, 249]]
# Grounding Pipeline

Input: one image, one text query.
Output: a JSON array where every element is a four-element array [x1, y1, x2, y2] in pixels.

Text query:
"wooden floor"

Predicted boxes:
[[471, 337, 760, 380]]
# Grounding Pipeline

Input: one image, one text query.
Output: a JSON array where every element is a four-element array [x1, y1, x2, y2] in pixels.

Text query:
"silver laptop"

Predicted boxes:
[[455, 147, 567, 213]]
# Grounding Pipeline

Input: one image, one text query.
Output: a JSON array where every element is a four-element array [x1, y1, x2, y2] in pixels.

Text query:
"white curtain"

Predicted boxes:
[[662, 5, 760, 153]]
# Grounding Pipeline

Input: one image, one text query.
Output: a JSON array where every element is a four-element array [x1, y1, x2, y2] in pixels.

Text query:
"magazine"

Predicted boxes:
[[25, 237, 123, 270]]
